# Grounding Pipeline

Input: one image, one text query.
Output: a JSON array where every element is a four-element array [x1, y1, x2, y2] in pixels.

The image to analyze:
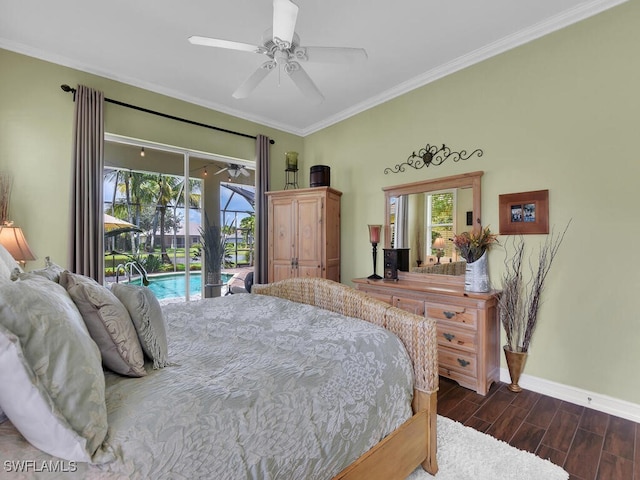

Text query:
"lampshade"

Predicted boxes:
[[368, 224, 382, 244], [0, 224, 36, 265], [433, 237, 446, 250]]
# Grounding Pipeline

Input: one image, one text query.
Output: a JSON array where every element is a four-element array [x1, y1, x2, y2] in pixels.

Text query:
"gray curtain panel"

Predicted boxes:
[[68, 85, 104, 281], [254, 134, 270, 284]]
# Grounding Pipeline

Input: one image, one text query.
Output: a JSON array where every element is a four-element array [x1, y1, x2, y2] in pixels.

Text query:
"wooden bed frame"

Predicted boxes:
[[253, 278, 439, 479]]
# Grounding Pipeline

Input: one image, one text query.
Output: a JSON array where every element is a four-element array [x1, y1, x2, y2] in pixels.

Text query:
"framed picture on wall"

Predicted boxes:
[[499, 190, 549, 235]]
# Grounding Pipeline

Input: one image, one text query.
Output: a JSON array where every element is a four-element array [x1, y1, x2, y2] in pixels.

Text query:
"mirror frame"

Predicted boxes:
[[382, 170, 483, 286]]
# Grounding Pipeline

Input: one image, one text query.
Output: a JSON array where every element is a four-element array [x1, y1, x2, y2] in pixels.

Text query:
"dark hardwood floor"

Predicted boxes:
[[437, 376, 639, 480]]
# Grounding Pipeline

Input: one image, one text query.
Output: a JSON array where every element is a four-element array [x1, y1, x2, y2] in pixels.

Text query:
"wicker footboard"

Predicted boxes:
[[252, 277, 438, 394], [252, 277, 439, 477]]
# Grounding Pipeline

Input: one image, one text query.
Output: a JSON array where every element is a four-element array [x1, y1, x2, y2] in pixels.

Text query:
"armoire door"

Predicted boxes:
[[269, 197, 296, 282], [296, 195, 323, 278]]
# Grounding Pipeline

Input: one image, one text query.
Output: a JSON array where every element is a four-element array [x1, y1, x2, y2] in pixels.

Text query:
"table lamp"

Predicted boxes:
[[432, 237, 446, 264], [367, 224, 382, 279], [0, 222, 36, 267]]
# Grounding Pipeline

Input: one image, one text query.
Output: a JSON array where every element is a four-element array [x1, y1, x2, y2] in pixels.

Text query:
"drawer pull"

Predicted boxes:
[[443, 333, 455, 342], [443, 311, 456, 319], [457, 358, 470, 368]]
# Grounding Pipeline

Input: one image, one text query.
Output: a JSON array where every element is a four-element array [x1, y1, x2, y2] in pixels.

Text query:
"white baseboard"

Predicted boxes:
[[499, 368, 640, 423]]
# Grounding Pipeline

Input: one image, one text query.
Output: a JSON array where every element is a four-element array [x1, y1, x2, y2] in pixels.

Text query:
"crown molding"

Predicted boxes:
[[0, 0, 627, 138], [300, 0, 629, 136], [0, 38, 305, 137]]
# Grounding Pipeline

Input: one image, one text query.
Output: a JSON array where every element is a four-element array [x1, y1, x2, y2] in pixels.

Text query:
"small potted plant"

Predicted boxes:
[[452, 226, 498, 292], [200, 212, 227, 298]]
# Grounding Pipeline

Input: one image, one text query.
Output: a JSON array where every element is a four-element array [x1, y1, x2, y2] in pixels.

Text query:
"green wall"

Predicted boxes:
[[1, 0, 639, 406], [0, 49, 303, 270], [303, 1, 640, 404]]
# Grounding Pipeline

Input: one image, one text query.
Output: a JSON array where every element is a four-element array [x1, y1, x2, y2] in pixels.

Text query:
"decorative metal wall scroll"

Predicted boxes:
[[384, 143, 483, 174]]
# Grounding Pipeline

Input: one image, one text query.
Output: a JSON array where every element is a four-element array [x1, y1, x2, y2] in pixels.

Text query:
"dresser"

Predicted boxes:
[[353, 275, 500, 395], [266, 187, 341, 283]]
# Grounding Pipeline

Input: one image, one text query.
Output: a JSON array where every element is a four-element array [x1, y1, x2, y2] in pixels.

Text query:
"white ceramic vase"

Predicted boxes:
[[464, 251, 490, 293]]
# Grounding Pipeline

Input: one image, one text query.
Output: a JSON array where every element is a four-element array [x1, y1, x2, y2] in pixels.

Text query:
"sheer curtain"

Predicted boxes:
[[394, 194, 409, 248], [254, 134, 271, 284], [68, 85, 104, 281]]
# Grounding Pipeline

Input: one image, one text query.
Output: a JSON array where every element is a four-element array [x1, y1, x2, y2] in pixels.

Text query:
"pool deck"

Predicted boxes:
[[224, 266, 253, 292]]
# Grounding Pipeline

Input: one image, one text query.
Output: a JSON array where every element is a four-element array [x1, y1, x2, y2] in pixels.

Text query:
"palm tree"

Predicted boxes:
[[153, 174, 181, 264], [170, 178, 202, 267]]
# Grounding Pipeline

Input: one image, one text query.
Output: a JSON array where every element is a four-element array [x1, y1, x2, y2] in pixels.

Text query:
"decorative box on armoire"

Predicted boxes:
[[383, 248, 410, 281], [266, 187, 341, 283]]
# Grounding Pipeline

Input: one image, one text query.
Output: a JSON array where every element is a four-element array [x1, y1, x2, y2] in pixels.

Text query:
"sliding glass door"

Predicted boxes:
[[103, 134, 254, 302]]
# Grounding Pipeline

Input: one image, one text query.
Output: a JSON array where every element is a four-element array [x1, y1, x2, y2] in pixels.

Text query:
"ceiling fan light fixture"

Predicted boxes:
[[188, 0, 365, 102]]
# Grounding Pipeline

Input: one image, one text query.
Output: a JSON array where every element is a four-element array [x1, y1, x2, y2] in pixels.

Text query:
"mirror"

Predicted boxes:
[[383, 171, 483, 278]]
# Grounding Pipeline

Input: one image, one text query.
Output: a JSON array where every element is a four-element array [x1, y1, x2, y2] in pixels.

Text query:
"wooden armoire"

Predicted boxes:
[[266, 187, 341, 283]]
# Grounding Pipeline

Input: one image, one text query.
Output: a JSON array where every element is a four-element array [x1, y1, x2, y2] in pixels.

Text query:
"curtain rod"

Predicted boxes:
[[60, 84, 274, 144]]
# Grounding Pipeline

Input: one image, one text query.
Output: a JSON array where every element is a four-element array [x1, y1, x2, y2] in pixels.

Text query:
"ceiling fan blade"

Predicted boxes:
[[232, 61, 276, 99], [240, 168, 250, 177], [214, 167, 229, 175], [273, 0, 298, 47], [285, 62, 324, 104], [296, 46, 368, 64], [188, 36, 264, 54]]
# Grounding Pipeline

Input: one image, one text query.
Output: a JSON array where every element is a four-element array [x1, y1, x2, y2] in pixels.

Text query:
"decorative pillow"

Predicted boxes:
[[110, 283, 170, 369], [60, 271, 146, 377], [0, 276, 108, 461], [16, 256, 65, 283], [0, 242, 21, 283]]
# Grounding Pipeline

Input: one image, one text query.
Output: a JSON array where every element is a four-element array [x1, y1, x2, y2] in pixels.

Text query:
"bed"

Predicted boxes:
[[0, 250, 438, 479]]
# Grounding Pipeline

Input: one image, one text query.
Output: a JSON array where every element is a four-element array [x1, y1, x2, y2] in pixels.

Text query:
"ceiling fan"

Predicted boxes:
[[188, 0, 367, 103], [215, 164, 250, 178]]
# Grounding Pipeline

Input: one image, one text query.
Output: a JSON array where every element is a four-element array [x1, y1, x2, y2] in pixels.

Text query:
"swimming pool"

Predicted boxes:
[[127, 272, 233, 300]]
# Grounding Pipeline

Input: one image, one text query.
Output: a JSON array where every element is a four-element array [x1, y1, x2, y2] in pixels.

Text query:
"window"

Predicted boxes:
[[426, 190, 456, 257]]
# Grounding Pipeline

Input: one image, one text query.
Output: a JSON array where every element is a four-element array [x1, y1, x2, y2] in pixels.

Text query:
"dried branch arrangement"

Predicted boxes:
[[0, 173, 12, 224], [499, 221, 571, 353]]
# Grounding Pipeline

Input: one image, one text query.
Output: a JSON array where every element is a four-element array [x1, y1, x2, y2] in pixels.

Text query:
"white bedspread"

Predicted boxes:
[[0, 293, 414, 479]]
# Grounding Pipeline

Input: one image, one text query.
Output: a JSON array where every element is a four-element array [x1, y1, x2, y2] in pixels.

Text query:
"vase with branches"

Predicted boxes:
[[0, 173, 12, 225], [452, 226, 498, 263], [452, 226, 498, 292], [499, 221, 570, 391]]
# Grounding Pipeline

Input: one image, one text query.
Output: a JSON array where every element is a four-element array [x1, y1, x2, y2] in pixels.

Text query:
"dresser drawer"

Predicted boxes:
[[438, 366, 478, 393], [427, 303, 477, 328], [436, 324, 477, 353], [438, 347, 477, 377], [362, 290, 392, 305], [393, 296, 425, 315]]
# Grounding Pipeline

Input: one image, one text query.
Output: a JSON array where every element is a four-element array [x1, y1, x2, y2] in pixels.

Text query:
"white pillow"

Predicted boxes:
[[0, 276, 108, 461], [60, 271, 147, 377], [0, 242, 21, 283], [111, 283, 171, 369]]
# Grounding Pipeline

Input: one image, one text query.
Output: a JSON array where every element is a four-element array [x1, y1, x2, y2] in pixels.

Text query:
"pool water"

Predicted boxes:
[[127, 272, 233, 300]]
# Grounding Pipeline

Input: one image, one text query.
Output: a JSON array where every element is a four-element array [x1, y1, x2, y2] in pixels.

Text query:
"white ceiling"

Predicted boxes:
[[0, 0, 626, 136]]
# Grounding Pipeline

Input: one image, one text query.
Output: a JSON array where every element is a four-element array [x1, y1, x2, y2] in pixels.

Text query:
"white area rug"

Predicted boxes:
[[407, 416, 569, 480]]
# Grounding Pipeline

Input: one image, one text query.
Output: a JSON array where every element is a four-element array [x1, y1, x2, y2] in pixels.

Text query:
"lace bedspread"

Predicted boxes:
[[0, 293, 414, 479]]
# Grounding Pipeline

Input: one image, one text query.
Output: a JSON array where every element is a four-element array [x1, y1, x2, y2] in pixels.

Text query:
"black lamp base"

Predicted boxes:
[[368, 242, 382, 280]]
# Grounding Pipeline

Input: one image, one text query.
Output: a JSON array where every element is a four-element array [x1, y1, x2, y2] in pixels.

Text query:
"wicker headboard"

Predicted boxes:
[[252, 277, 438, 394]]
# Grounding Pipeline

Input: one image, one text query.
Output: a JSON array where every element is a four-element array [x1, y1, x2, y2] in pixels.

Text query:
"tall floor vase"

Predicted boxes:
[[503, 346, 528, 393]]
